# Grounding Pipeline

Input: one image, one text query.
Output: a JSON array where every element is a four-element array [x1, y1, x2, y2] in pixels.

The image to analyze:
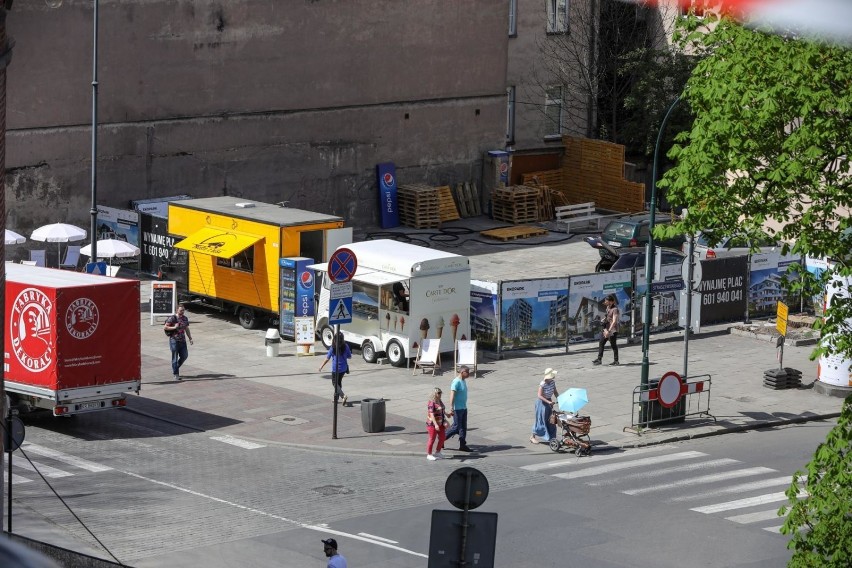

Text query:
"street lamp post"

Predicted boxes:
[[89, 0, 99, 262], [640, 95, 682, 406]]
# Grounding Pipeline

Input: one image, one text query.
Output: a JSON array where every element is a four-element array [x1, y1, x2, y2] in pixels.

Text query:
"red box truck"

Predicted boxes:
[[4, 264, 141, 416]]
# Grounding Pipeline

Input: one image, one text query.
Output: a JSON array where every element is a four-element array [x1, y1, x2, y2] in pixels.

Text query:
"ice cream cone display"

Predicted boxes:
[[450, 313, 460, 341], [393, 315, 398, 330], [385, 312, 391, 329], [412, 342, 418, 350], [419, 317, 430, 340], [436, 315, 445, 339], [461, 334, 467, 341], [400, 316, 405, 332]]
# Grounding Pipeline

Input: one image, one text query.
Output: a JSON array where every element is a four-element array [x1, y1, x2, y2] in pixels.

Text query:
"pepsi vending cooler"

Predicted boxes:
[[279, 257, 315, 340]]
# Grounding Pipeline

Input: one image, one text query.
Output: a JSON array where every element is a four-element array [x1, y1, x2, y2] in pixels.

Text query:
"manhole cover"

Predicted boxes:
[[269, 414, 308, 425]]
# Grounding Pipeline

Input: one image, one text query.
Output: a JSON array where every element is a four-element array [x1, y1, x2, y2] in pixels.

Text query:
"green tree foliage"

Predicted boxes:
[[660, 16, 852, 360], [779, 395, 852, 567]]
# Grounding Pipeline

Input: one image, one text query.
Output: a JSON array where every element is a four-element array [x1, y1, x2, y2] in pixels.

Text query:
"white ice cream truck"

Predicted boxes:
[[311, 240, 471, 366]]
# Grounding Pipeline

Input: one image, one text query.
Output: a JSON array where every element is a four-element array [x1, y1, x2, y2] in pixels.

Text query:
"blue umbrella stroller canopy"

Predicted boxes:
[[557, 388, 589, 414]]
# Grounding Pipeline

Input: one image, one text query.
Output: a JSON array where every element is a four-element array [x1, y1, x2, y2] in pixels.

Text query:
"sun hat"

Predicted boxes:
[[543, 368, 558, 380]]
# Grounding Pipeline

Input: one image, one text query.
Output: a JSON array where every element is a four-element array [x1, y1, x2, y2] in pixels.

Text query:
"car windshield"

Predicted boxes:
[[696, 232, 775, 249], [603, 221, 637, 240]]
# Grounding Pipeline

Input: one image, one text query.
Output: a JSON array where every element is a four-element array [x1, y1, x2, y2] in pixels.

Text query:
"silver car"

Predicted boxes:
[[688, 231, 780, 259]]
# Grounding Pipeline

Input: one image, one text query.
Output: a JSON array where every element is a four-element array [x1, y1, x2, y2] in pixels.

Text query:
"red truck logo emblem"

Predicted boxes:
[[65, 298, 100, 340], [10, 288, 54, 372]]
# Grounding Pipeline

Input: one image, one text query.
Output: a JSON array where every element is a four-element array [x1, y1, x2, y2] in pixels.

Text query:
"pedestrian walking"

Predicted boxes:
[[593, 294, 620, 366], [426, 387, 448, 460], [164, 305, 193, 380], [321, 538, 347, 568], [530, 368, 559, 444], [445, 365, 472, 452], [319, 332, 352, 406]]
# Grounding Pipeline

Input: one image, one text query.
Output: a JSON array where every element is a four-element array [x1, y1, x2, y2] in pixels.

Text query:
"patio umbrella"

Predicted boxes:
[[30, 223, 87, 243], [80, 239, 140, 266], [30, 223, 88, 268], [557, 388, 589, 414], [5, 229, 26, 245]]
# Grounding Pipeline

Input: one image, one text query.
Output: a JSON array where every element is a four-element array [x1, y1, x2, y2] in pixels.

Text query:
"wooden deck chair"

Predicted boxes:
[[454, 339, 478, 377], [412, 338, 441, 376], [29, 249, 46, 267], [59, 245, 81, 270]]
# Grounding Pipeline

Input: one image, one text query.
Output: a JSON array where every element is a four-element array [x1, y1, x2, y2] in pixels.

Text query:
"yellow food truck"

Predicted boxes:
[[166, 197, 348, 328]]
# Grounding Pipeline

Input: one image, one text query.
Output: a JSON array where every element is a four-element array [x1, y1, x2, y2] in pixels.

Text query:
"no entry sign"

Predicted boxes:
[[328, 247, 357, 284], [657, 371, 683, 408]]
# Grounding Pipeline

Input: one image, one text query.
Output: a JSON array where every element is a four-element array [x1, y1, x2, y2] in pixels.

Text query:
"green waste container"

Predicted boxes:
[[361, 398, 386, 433]]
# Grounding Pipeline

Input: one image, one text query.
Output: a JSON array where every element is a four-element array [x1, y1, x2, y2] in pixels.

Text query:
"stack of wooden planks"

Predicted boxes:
[[398, 184, 442, 228], [491, 185, 540, 224]]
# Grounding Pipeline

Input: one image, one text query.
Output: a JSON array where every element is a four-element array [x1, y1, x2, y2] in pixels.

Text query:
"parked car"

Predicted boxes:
[[688, 231, 779, 259], [584, 237, 685, 272], [598, 213, 685, 253]]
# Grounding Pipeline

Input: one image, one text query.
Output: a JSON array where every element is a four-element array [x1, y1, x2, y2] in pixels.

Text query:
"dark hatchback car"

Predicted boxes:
[[585, 237, 685, 272], [599, 213, 686, 252]]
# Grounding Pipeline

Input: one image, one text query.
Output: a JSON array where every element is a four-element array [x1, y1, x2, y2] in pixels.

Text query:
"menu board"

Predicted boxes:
[[295, 317, 316, 356], [150, 281, 177, 324]]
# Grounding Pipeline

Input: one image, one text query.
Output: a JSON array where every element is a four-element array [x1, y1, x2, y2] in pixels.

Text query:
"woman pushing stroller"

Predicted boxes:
[[530, 368, 560, 445]]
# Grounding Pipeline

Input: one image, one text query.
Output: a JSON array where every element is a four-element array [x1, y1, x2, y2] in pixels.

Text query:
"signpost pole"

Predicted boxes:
[[332, 324, 340, 440], [683, 235, 695, 380]]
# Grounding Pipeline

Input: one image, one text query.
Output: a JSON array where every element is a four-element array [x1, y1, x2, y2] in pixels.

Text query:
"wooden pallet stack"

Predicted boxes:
[[452, 182, 481, 218], [398, 184, 442, 228], [491, 185, 540, 224]]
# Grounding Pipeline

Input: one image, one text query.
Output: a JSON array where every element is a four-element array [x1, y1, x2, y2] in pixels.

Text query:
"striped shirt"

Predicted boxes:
[[539, 380, 556, 399]]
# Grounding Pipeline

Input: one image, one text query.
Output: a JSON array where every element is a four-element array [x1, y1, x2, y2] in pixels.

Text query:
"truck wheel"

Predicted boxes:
[[320, 325, 335, 349], [386, 339, 406, 367], [238, 307, 257, 329], [362, 341, 378, 364]]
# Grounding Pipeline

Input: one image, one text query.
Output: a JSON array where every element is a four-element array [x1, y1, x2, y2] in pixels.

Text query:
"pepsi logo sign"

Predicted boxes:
[[299, 270, 314, 289], [382, 172, 395, 188]]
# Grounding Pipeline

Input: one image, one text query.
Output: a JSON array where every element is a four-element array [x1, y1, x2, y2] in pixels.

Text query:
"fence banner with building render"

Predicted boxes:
[[567, 270, 632, 343], [500, 278, 569, 350], [749, 250, 802, 316], [471, 280, 499, 351]]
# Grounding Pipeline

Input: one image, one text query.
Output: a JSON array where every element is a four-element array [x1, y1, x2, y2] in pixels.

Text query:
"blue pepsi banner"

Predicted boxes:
[[376, 162, 400, 229], [279, 257, 315, 340]]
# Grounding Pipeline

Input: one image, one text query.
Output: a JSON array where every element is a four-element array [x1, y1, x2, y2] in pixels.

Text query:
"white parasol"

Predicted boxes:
[[5, 229, 26, 245], [80, 239, 140, 263], [30, 223, 88, 267]]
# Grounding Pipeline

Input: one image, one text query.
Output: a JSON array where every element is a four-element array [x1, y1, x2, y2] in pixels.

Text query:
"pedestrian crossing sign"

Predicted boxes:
[[329, 297, 353, 325]]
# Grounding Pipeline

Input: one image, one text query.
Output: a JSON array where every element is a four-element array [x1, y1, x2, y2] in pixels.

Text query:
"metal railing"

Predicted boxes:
[[627, 373, 716, 432]]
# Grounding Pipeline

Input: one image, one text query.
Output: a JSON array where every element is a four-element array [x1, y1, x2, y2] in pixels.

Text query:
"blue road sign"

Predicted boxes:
[[329, 297, 353, 325], [650, 279, 685, 293], [328, 248, 357, 283], [85, 262, 108, 275]]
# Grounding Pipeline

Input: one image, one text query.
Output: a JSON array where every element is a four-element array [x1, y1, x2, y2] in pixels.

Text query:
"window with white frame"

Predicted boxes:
[[544, 86, 563, 137], [509, 0, 517, 36], [547, 0, 568, 34], [506, 86, 516, 144]]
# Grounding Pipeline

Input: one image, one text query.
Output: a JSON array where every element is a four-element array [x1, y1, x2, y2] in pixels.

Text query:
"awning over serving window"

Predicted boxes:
[[174, 227, 264, 259]]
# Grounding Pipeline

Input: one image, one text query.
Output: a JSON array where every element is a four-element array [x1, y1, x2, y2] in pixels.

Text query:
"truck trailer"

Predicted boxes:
[[166, 197, 349, 329], [4, 264, 142, 416]]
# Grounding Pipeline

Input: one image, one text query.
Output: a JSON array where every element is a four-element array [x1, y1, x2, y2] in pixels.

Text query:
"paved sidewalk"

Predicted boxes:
[[133, 299, 844, 457]]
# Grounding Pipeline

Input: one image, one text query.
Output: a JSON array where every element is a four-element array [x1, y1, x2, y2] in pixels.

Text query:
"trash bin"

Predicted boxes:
[[265, 328, 281, 357], [361, 398, 386, 433]]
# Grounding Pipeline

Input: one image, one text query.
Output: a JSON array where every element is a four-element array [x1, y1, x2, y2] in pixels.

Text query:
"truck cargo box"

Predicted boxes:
[[5, 264, 141, 396]]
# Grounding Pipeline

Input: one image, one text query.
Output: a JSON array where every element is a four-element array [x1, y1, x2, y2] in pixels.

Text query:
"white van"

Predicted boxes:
[[311, 240, 471, 366]]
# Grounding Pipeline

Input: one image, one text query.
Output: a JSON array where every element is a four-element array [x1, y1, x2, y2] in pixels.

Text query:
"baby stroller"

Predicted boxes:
[[549, 412, 592, 455]]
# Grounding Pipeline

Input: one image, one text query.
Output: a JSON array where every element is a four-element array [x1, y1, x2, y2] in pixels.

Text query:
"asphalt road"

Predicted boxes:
[[7, 409, 835, 567]]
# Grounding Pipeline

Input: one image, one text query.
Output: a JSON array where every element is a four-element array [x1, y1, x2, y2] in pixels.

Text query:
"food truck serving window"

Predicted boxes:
[[174, 227, 264, 259]]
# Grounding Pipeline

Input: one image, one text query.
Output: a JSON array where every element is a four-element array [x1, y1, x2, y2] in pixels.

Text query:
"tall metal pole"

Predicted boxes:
[[641, 95, 681, 394], [90, 0, 99, 262]]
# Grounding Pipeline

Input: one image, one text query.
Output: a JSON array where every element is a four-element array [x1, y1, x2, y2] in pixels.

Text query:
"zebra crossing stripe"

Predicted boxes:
[[622, 467, 776, 495], [691, 492, 791, 514], [21, 443, 113, 472], [670, 476, 803, 503], [210, 435, 266, 450], [522, 444, 678, 471], [587, 458, 740, 487], [13, 459, 73, 478], [2, 471, 33, 485], [553, 451, 706, 480], [763, 525, 785, 533], [725, 508, 785, 524]]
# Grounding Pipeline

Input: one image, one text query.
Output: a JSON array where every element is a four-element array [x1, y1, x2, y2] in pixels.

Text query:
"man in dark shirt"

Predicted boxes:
[[164, 305, 194, 380]]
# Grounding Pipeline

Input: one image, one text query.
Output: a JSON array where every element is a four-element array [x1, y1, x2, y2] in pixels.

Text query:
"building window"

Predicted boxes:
[[547, 0, 568, 34], [509, 0, 517, 37], [506, 86, 516, 145], [544, 86, 563, 138]]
